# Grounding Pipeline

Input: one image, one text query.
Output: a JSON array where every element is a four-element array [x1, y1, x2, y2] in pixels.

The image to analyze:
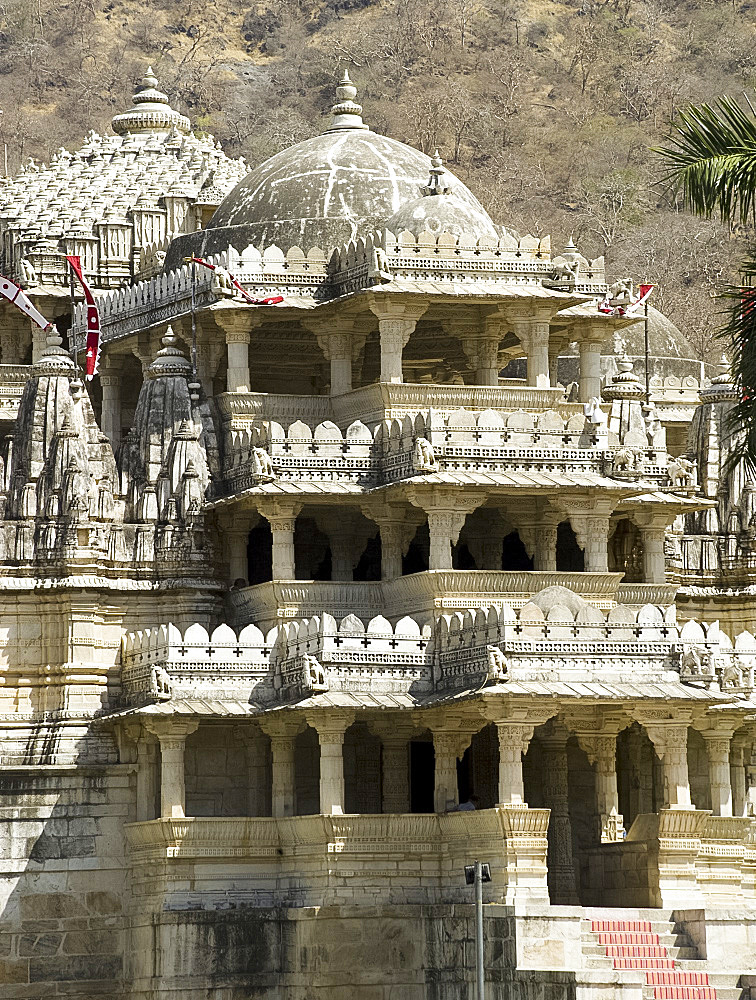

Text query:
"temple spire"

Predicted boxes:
[[422, 149, 451, 196], [324, 70, 369, 133], [112, 65, 191, 137]]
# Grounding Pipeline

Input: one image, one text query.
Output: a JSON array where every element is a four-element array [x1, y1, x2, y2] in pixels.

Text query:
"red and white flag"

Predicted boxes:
[[188, 256, 284, 306], [0, 274, 51, 331], [65, 255, 100, 379], [626, 283, 654, 315]]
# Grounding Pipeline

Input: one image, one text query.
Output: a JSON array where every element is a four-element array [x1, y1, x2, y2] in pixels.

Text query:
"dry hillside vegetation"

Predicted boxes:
[[1, 0, 754, 359]]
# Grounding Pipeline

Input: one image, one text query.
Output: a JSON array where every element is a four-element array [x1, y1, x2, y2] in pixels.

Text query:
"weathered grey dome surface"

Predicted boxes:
[[384, 191, 498, 241], [609, 306, 698, 364], [164, 75, 493, 266]]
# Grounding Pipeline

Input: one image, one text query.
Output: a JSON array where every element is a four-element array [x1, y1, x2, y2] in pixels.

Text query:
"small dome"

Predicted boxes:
[[112, 67, 190, 136], [383, 150, 498, 241], [168, 75, 491, 263], [609, 306, 698, 365]]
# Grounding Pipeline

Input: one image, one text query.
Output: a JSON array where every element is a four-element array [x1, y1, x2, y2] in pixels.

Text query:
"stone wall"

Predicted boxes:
[[0, 763, 131, 997], [125, 903, 577, 1000]]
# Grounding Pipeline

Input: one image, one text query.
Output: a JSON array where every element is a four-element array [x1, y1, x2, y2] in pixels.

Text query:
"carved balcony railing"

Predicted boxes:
[[124, 806, 550, 907], [224, 571, 626, 630], [122, 590, 736, 707], [0, 364, 32, 420]]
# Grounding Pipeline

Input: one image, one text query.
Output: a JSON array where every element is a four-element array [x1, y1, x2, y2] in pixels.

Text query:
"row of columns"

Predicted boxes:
[[212, 302, 609, 399], [229, 495, 651, 585], [134, 715, 756, 825]]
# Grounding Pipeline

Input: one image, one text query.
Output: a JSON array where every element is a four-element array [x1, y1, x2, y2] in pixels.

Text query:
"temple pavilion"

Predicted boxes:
[[0, 69, 755, 999]]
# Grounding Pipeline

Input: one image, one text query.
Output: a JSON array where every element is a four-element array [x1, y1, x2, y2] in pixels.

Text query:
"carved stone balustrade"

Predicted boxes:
[[124, 807, 551, 908], [0, 365, 33, 421], [224, 571, 625, 630]]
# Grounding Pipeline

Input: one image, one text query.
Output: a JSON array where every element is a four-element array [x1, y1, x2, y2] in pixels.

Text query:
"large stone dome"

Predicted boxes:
[[164, 73, 493, 265]]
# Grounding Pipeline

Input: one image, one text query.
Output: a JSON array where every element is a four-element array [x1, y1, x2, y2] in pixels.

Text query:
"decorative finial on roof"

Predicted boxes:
[[422, 149, 451, 196], [111, 65, 191, 137], [700, 354, 738, 402], [324, 69, 369, 133]]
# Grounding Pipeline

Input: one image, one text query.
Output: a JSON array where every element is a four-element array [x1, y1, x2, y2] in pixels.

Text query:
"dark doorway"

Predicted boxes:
[[501, 530, 534, 570], [247, 521, 273, 584], [409, 740, 435, 812], [354, 533, 381, 581], [556, 521, 585, 572], [403, 523, 430, 575]]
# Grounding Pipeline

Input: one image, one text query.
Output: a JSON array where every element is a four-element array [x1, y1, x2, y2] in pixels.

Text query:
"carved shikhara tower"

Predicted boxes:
[[1, 72, 756, 999]]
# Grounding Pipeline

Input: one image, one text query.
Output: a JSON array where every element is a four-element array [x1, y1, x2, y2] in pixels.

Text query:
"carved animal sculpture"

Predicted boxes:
[[668, 456, 695, 489], [612, 448, 636, 474], [550, 259, 580, 282], [413, 436, 438, 473], [252, 448, 275, 480], [210, 265, 234, 296], [304, 654, 327, 691], [486, 645, 508, 682], [150, 663, 172, 699], [19, 258, 37, 287], [721, 659, 743, 690], [681, 645, 711, 676], [609, 278, 633, 305], [367, 247, 392, 284]]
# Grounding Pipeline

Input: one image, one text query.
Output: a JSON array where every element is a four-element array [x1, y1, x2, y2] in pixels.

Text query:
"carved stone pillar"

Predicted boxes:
[[645, 722, 692, 809], [559, 501, 615, 573], [226, 526, 249, 586], [258, 502, 301, 580], [363, 502, 424, 581], [307, 711, 355, 815], [540, 728, 579, 904], [216, 312, 260, 393], [411, 491, 483, 571], [431, 728, 473, 813], [495, 722, 535, 805], [731, 738, 748, 818], [100, 371, 122, 450], [260, 718, 302, 818], [701, 729, 734, 817], [455, 315, 502, 386], [747, 747, 756, 817], [509, 312, 552, 387], [370, 721, 416, 813], [535, 519, 559, 572], [135, 730, 159, 822], [633, 512, 669, 584], [577, 335, 604, 403], [236, 727, 269, 817], [144, 719, 200, 819], [308, 320, 368, 396], [369, 300, 427, 384], [576, 731, 624, 842]]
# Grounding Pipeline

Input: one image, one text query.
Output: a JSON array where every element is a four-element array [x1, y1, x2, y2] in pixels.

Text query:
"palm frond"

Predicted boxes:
[[655, 95, 756, 224], [718, 250, 756, 470]]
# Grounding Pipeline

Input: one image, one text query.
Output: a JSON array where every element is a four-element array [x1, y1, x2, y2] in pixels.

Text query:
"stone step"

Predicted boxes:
[[597, 932, 662, 945], [642, 991, 743, 1000], [582, 944, 700, 962], [582, 932, 692, 948], [646, 972, 711, 985]]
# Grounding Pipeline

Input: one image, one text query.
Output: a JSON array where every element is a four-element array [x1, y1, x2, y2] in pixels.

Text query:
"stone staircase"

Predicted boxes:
[[581, 914, 744, 999]]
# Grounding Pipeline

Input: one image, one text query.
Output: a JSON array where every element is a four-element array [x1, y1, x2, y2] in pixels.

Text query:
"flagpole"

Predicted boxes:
[[69, 261, 78, 374], [190, 258, 197, 380], [643, 292, 650, 404]]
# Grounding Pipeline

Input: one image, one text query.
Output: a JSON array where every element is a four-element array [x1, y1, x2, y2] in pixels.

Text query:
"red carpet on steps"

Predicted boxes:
[[590, 920, 716, 999]]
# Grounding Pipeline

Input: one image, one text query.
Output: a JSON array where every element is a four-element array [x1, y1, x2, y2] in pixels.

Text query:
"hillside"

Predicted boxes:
[[1, 0, 753, 359]]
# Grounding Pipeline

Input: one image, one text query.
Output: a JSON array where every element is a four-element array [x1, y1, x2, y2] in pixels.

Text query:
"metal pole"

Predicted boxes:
[[475, 860, 485, 1000], [190, 258, 197, 379], [644, 296, 650, 404]]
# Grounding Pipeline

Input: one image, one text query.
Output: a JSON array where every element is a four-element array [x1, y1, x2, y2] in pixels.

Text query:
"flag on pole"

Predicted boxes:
[[0, 274, 52, 331], [626, 283, 654, 315], [188, 257, 284, 306], [65, 255, 100, 379]]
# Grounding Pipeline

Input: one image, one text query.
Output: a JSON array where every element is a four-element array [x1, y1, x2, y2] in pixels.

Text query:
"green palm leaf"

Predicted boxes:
[[720, 252, 756, 472], [655, 96, 756, 224]]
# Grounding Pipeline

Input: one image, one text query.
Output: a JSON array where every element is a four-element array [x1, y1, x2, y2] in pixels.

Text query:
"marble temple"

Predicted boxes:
[[0, 68, 754, 999]]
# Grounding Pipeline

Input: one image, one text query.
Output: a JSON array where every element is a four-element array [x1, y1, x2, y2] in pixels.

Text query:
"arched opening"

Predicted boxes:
[[609, 518, 643, 582], [409, 731, 434, 812], [294, 726, 320, 815], [403, 523, 430, 575], [616, 723, 661, 830], [344, 721, 382, 813], [247, 520, 273, 584], [556, 520, 584, 572], [688, 727, 711, 812], [501, 530, 534, 571]]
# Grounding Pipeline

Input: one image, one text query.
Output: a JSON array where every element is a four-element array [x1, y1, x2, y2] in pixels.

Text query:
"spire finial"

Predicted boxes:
[[422, 149, 451, 196], [324, 69, 369, 133]]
